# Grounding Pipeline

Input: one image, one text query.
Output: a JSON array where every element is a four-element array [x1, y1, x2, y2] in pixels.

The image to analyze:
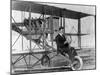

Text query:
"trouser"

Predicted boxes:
[[58, 47, 77, 61]]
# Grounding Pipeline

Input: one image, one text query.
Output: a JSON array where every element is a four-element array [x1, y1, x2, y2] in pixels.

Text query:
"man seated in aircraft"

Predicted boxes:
[[55, 27, 68, 54], [55, 27, 77, 62]]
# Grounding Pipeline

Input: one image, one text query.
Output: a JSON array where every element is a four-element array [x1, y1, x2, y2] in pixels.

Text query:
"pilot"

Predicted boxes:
[[56, 27, 69, 47], [55, 26, 75, 65], [55, 27, 69, 55], [55, 26, 78, 63]]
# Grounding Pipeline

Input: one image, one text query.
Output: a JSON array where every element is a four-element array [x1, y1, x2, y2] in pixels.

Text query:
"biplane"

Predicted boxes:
[[11, 0, 95, 74]]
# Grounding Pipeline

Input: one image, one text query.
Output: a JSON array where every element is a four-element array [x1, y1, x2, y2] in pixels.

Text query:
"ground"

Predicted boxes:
[[12, 48, 96, 74]]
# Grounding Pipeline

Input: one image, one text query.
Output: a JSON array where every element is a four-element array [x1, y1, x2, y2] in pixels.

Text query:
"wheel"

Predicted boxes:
[[71, 56, 83, 70], [41, 54, 50, 67]]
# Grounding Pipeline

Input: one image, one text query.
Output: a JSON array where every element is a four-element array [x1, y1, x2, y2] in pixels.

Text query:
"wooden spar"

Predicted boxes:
[[63, 17, 65, 33], [21, 12, 24, 51], [60, 17, 62, 27], [44, 7, 54, 50], [78, 18, 81, 49], [29, 5, 32, 67], [42, 6, 45, 49], [29, 5, 32, 51]]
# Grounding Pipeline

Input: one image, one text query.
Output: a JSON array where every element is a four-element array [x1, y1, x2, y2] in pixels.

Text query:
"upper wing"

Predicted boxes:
[[12, 0, 93, 19]]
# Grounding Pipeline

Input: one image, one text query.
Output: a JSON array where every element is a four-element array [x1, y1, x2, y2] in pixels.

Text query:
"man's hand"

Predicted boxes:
[[64, 40, 68, 44]]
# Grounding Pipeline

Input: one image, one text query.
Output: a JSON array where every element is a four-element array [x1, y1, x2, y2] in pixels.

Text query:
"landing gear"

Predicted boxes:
[[65, 47, 83, 70], [71, 56, 83, 70], [41, 54, 50, 67]]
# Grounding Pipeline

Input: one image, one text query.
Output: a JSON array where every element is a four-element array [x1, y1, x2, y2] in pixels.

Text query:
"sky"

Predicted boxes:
[[12, 0, 95, 52]]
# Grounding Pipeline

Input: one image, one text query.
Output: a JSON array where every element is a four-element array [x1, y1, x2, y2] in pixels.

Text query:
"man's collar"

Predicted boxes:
[[59, 33, 63, 36]]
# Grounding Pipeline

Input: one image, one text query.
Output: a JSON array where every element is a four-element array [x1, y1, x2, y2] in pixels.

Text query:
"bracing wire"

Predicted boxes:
[[12, 16, 21, 48], [69, 26, 77, 44], [12, 34, 21, 47], [21, 11, 24, 51], [70, 26, 78, 44]]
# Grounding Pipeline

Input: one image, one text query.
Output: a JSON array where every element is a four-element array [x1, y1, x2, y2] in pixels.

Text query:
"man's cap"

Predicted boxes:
[[59, 26, 64, 30]]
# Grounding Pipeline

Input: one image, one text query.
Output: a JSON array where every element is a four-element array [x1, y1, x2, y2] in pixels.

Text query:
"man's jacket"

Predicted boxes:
[[55, 34, 66, 48]]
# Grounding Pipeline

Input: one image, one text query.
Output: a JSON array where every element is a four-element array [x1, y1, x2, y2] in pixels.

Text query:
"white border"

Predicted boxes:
[[0, 0, 99, 75]]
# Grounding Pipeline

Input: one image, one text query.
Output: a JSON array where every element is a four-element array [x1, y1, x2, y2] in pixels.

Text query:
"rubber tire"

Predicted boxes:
[[71, 56, 83, 70], [41, 54, 50, 67]]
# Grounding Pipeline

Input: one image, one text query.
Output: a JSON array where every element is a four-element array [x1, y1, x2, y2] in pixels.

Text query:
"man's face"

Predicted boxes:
[[60, 29, 64, 33]]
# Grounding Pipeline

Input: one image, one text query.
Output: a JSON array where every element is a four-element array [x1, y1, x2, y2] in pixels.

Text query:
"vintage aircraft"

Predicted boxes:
[[11, 0, 95, 74]]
